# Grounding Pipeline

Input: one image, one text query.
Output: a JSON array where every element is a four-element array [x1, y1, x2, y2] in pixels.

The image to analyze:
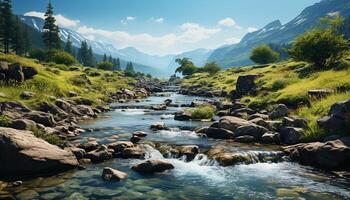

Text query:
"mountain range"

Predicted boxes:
[[20, 0, 350, 76]]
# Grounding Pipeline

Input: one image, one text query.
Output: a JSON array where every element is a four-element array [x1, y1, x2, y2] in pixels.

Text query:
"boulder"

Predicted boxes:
[[279, 127, 303, 145], [150, 122, 167, 130], [151, 104, 167, 111], [102, 167, 127, 181], [269, 104, 289, 119], [0, 128, 78, 178], [65, 147, 86, 160], [130, 135, 142, 144], [234, 135, 256, 143], [107, 141, 134, 153], [283, 137, 350, 170], [308, 89, 334, 99], [174, 111, 192, 121], [231, 74, 262, 99], [10, 119, 37, 130], [23, 111, 56, 127], [282, 117, 308, 128], [85, 145, 110, 163], [217, 116, 252, 132], [20, 91, 35, 100], [234, 124, 268, 140], [78, 141, 100, 152], [177, 145, 199, 161], [132, 160, 174, 174], [204, 127, 235, 139], [22, 66, 38, 80], [261, 132, 281, 144], [132, 131, 147, 137], [75, 105, 96, 117], [120, 146, 145, 159]]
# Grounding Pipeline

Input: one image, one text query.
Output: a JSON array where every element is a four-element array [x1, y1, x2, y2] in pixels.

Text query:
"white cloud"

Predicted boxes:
[[179, 22, 221, 43], [247, 27, 258, 33], [126, 16, 136, 21], [154, 17, 164, 23], [24, 11, 80, 27], [225, 37, 240, 44], [218, 17, 242, 29], [120, 16, 136, 25]]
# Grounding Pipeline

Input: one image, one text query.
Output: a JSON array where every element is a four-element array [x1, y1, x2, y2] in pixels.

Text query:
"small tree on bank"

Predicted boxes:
[[198, 62, 221, 74], [250, 45, 279, 64], [175, 58, 197, 76], [42, 1, 61, 50]]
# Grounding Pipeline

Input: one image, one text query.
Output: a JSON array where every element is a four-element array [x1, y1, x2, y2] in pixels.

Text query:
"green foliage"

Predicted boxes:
[[78, 41, 93, 66], [125, 62, 136, 76], [190, 105, 215, 120], [271, 80, 287, 91], [29, 48, 46, 61], [197, 62, 221, 74], [289, 28, 349, 68], [250, 45, 279, 64], [97, 61, 113, 71], [0, 0, 13, 53], [31, 126, 62, 145], [70, 74, 91, 86], [42, 1, 61, 50], [0, 115, 10, 127], [47, 49, 76, 65], [175, 58, 198, 76]]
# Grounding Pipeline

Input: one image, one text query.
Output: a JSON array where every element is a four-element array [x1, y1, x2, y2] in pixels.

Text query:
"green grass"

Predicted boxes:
[[188, 105, 216, 120], [0, 115, 10, 127], [30, 126, 62, 145], [0, 53, 135, 108]]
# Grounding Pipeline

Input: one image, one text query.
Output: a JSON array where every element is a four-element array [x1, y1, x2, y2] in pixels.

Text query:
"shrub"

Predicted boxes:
[[97, 62, 113, 71], [0, 115, 10, 127], [289, 29, 349, 68], [29, 48, 46, 61], [70, 74, 91, 86], [48, 50, 77, 65], [198, 62, 221, 74], [190, 105, 215, 120], [271, 80, 287, 91], [250, 45, 279, 64], [31, 127, 62, 145]]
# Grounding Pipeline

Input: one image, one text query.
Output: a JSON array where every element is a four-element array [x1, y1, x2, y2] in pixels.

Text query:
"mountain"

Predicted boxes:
[[208, 0, 350, 68]]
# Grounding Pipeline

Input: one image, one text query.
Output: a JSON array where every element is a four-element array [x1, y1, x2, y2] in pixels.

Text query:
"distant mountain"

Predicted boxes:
[[207, 0, 350, 68]]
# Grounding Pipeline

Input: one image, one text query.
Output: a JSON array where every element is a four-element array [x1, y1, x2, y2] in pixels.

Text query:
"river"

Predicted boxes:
[[4, 93, 350, 200]]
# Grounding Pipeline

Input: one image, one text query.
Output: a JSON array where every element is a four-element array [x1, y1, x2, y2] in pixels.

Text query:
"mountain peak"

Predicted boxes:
[[263, 20, 282, 30]]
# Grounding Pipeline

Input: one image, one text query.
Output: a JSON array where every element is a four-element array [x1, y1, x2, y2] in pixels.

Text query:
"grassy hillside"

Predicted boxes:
[[182, 59, 350, 140], [0, 54, 135, 108]]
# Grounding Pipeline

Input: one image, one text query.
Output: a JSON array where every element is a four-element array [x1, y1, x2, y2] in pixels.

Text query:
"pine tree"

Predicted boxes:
[[65, 34, 72, 54], [103, 53, 107, 62], [12, 16, 25, 55], [87, 45, 93, 66], [0, 0, 14, 53], [42, 1, 61, 50], [78, 41, 88, 66], [108, 55, 112, 63], [116, 58, 121, 70], [23, 25, 31, 55], [125, 61, 135, 74]]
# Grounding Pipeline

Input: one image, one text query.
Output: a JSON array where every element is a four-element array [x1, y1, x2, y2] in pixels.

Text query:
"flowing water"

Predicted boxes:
[[3, 93, 350, 200]]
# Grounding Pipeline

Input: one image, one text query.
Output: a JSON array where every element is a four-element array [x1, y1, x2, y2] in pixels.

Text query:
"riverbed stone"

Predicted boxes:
[[85, 145, 110, 163], [279, 127, 303, 144], [177, 145, 199, 161], [23, 111, 56, 127], [269, 104, 289, 119], [102, 167, 127, 181], [261, 132, 280, 144], [150, 122, 167, 130], [132, 160, 174, 173], [234, 124, 268, 140], [217, 116, 252, 132], [0, 128, 78, 178], [10, 119, 37, 130], [204, 127, 235, 139]]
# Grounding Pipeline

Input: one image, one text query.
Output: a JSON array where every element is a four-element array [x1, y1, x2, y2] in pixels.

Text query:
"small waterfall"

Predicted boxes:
[[141, 144, 165, 160]]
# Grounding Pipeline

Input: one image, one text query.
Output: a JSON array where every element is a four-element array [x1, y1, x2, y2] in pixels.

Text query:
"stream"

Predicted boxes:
[[4, 93, 350, 200]]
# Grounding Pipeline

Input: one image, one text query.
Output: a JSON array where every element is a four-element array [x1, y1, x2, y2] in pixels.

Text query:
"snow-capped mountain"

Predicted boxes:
[[207, 0, 350, 68]]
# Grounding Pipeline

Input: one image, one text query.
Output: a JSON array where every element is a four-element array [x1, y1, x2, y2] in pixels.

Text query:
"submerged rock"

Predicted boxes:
[[150, 122, 167, 130], [0, 128, 78, 178], [102, 167, 127, 181], [132, 160, 174, 174]]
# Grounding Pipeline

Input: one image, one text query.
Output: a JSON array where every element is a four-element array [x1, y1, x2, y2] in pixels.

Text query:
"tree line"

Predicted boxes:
[[0, 0, 137, 76]]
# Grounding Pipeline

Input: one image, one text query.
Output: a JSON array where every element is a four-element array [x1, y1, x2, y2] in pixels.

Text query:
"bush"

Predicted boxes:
[[289, 29, 349, 68], [190, 105, 215, 120], [48, 50, 77, 66], [97, 62, 113, 71], [31, 127, 62, 145], [271, 80, 287, 91], [0, 115, 10, 127], [198, 62, 221, 74], [29, 48, 46, 61], [250, 45, 279, 64]]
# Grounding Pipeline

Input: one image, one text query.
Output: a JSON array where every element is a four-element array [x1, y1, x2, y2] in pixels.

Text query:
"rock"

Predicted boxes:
[[234, 124, 268, 140], [102, 167, 127, 181], [107, 141, 134, 152], [19, 91, 35, 99], [65, 147, 86, 159], [85, 145, 110, 163], [204, 127, 235, 139], [132, 160, 174, 174], [15, 190, 39, 200], [150, 122, 167, 130], [36, 101, 67, 116], [74, 97, 94, 106], [269, 104, 289, 119], [10, 119, 36, 130], [23, 111, 56, 127], [261, 132, 281, 144], [174, 110, 192, 121], [279, 127, 303, 145], [231, 74, 262, 99], [217, 116, 252, 132], [248, 113, 269, 120], [178, 145, 199, 161], [78, 141, 100, 152], [133, 131, 147, 137], [308, 89, 334, 99], [120, 146, 145, 159], [164, 99, 172, 106], [317, 99, 350, 134], [0, 62, 37, 83], [283, 137, 350, 170], [0, 128, 78, 178], [130, 135, 142, 144], [231, 107, 256, 117], [151, 104, 167, 111], [22, 66, 38, 80], [282, 117, 308, 128], [234, 135, 256, 143], [75, 105, 96, 117]]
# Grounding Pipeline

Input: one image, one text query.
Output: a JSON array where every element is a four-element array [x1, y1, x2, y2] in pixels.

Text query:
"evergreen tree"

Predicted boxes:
[[12, 16, 25, 55], [116, 58, 121, 70], [108, 55, 113, 63], [103, 53, 107, 62], [125, 62, 135, 73], [0, 0, 13, 53], [42, 1, 61, 50], [87, 45, 93, 66], [65, 34, 72, 54], [23, 26, 31, 55], [78, 41, 89, 66]]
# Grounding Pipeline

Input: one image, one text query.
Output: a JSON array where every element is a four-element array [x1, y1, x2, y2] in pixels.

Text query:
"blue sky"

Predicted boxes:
[[14, 0, 320, 55]]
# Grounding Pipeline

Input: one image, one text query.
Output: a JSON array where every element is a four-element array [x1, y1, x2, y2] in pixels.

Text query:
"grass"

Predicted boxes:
[[0, 115, 10, 127], [0, 53, 134, 108], [30, 126, 62, 145], [188, 105, 216, 120], [182, 59, 350, 140]]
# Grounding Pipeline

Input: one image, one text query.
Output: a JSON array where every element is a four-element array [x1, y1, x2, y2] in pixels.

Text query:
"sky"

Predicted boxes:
[[13, 0, 320, 55]]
